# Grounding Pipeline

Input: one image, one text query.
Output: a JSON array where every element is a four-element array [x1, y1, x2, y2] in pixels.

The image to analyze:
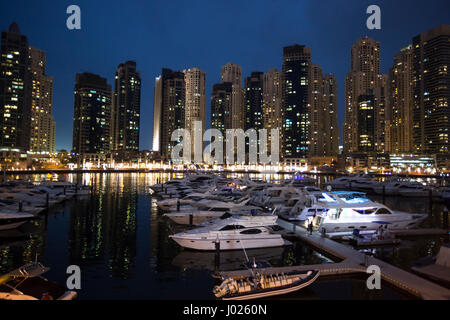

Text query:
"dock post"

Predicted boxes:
[[177, 200, 181, 212], [18, 201, 23, 212], [428, 189, 433, 214], [444, 207, 449, 229], [214, 240, 221, 272], [189, 213, 193, 227]]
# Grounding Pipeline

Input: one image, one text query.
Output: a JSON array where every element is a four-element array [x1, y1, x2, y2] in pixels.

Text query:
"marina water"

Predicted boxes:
[[0, 173, 448, 299]]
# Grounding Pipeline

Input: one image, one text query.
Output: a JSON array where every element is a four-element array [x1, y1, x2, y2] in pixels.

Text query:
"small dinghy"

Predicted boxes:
[[213, 270, 320, 300]]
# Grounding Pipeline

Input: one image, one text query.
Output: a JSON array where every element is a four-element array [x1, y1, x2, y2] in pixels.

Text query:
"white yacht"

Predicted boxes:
[[288, 192, 427, 232], [169, 225, 290, 251], [197, 214, 278, 228], [156, 193, 216, 211], [325, 176, 353, 190], [163, 203, 258, 226], [397, 183, 438, 198], [372, 181, 403, 195]]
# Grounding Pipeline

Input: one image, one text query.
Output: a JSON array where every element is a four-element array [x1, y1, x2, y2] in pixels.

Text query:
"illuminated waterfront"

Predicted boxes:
[[0, 173, 448, 299]]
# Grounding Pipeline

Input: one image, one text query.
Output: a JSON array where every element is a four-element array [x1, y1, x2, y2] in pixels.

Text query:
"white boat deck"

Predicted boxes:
[[221, 219, 450, 300]]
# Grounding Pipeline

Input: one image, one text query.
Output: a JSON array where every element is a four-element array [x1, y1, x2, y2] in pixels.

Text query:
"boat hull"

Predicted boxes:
[[321, 216, 427, 233], [164, 212, 225, 225], [170, 235, 290, 251], [221, 270, 320, 300], [0, 221, 28, 231]]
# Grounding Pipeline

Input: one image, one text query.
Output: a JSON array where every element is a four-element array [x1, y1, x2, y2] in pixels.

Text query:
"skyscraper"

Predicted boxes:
[[309, 64, 323, 157], [0, 22, 31, 150], [29, 46, 55, 153], [211, 82, 233, 134], [184, 68, 206, 155], [282, 45, 311, 159], [153, 69, 183, 157], [308, 65, 339, 158], [221, 63, 244, 130], [162, 70, 185, 160], [374, 74, 389, 153], [412, 24, 450, 154], [112, 61, 141, 152], [263, 69, 282, 152], [344, 37, 384, 154], [357, 93, 375, 152], [244, 72, 264, 132], [322, 74, 339, 156], [388, 45, 414, 154], [72, 73, 112, 155]]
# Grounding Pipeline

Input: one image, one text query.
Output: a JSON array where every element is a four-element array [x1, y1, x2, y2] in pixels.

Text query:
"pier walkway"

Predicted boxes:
[[222, 219, 450, 300]]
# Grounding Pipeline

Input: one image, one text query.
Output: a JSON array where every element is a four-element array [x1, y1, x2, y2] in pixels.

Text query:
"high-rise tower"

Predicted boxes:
[[72, 73, 112, 155], [113, 61, 141, 152]]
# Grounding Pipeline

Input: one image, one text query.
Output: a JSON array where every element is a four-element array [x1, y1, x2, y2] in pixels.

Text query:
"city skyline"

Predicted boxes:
[[0, 0, 449, 151]]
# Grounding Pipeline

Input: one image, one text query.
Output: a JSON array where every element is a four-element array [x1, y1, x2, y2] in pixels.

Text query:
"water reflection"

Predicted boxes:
[[68, 174, 138, 279]]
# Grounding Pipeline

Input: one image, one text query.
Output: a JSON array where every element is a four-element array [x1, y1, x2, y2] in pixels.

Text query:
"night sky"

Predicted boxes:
[[1, 0, 449, 151]]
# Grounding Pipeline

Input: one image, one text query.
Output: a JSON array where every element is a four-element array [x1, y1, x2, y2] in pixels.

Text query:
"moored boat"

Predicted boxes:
[[0, 262, 77, 300], [213, 270, 320, 300]]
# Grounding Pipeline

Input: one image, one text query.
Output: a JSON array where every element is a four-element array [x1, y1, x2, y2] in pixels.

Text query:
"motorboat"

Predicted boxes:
[[197, 214, 278, 228], [0, 262, 77, 300], [169, 224, 291, 251], [397, 183, 439, 198], [325, 176, 355, 190], [163, 198, 252, 225], [39, 181, 90, 197], [164, 203, 266, 226], [0, 199, 44, 216], [349, 177, 379, 192], [213, 270, 320, 300], [0, 211, 36, 231], [290, 192, 427, 232], [258, 186, 307, 207], [156, 193, 216, 211]]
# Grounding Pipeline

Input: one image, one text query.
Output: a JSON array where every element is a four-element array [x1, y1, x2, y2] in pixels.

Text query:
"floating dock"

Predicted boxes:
[[222, 219, 450, 300]]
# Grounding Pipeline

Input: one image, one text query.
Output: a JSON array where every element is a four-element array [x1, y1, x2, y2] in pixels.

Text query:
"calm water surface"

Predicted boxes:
[[0, 173, 446, 299]]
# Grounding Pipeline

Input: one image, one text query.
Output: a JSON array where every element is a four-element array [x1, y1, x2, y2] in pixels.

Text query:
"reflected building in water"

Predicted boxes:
[[68, 174, 138, 279]]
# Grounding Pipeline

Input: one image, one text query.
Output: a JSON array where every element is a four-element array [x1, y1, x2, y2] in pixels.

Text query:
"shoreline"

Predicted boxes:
[[2, 169, 450, 180]]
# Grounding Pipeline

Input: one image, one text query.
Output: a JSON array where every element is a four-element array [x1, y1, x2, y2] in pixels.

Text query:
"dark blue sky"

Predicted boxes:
[[1, 0, 449, 150]]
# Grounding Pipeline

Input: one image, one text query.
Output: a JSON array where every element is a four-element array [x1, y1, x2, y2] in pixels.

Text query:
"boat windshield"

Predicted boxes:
[[354, 208, 377, 215], [220, 225, 246, 231], [375, 208, 392, 215]]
